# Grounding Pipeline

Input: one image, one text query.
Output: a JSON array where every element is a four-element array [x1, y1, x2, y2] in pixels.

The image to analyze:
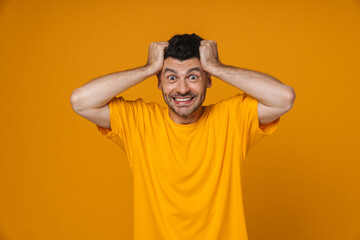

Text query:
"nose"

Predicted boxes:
[[177, 79, 191, 95]]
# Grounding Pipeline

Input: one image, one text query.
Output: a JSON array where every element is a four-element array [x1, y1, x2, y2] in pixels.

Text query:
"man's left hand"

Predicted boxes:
[[199, 40, 221, 73]]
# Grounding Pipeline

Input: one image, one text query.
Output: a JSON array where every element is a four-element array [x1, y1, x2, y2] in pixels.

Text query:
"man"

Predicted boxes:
[[70, 33, 295, 240]]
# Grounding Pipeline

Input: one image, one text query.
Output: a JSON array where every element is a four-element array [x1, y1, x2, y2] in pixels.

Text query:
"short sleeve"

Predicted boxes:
[[96, 97, 143, 164], [232, 93, 280, 153]]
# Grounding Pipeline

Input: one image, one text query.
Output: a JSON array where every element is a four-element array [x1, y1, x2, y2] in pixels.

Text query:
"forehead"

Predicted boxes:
[[162, 57, 203, 74]]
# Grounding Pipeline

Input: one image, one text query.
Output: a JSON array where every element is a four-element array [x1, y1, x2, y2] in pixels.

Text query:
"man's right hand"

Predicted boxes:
[[71, 41, 169, 129], [145, 41, 169, 75]]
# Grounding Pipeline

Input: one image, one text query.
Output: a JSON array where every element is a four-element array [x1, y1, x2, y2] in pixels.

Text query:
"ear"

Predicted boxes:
[[157, 72, 161, 89], [206, 73, 212, 88]]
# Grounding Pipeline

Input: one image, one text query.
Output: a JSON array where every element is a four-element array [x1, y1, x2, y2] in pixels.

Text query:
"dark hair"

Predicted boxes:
[[164, 33, 203, 61]]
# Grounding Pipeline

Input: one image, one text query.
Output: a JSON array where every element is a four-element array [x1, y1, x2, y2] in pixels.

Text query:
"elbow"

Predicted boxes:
[[70, 89, 84, 113], [284, 86, 296, 111]]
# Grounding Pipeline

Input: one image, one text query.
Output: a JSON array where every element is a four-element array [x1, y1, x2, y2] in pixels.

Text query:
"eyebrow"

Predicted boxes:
[[164, 67, 201, 75], [164, 68, 177, 74], [187, 67, 201, 74]]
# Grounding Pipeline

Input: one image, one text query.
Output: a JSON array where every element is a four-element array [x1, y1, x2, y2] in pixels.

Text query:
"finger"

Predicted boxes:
[[158, 42, 169, 49], [150, 41, 168, 46], [200, 40, 210, 45]]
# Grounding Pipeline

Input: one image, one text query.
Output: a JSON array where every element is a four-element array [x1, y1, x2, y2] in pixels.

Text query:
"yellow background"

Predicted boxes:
[[1, 0, 359, 239]]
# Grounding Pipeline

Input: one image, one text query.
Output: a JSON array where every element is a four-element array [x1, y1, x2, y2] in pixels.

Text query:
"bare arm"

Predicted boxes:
[[70, 41, 169, 128], [199, 40, 296, 125]]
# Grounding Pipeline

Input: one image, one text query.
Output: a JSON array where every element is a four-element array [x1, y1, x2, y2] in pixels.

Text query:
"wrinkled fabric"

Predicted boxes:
[[97, 93, 279, 240]]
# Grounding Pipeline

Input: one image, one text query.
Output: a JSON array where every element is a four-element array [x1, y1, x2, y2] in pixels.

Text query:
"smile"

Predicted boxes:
[[172, 97, 195, 105]]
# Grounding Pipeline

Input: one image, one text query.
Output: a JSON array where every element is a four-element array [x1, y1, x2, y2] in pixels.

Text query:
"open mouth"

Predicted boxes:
[[172, 97, 195, 105]]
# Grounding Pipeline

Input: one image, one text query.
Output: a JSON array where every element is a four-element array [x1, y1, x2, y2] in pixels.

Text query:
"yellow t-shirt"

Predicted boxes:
[[97, 93, 279, 240]]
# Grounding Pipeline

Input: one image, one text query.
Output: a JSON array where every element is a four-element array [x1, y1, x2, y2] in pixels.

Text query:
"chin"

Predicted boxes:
[[172, 105, 201, 118], [164, 93, 204, 118]]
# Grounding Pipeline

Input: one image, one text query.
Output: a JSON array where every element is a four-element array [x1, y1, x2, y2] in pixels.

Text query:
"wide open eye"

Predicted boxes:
[[189, 75, 198, 80], [168, 75, 176, 80]]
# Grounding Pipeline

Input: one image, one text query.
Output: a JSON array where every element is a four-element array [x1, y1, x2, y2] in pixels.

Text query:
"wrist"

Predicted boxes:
[[204, 62, 224, 76], [144, 63, 162, 76]]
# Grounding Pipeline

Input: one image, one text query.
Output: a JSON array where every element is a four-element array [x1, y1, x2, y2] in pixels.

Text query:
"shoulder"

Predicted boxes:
[[212, 93, 255, 109], [110, 96, 157, 108], [110, 96, 165, 116], [111, 96, 145, 105]]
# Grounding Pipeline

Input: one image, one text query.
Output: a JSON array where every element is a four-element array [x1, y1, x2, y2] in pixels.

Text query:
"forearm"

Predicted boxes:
[[70, 65, 155, 111], [209, 63, 295, 108]]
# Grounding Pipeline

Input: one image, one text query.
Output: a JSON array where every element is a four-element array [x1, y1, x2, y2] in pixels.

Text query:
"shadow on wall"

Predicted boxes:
[[356, 0, 360, 9], [0, 0, 9, 14], [0, 226, 8, 240]]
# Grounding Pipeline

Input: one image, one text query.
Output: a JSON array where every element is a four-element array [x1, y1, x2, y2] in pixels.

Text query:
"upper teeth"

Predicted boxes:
[[175, 98, 192, 102]]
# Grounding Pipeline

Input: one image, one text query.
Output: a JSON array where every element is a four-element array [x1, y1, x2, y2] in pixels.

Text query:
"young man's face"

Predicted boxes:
[[157, 57, 212, 124]]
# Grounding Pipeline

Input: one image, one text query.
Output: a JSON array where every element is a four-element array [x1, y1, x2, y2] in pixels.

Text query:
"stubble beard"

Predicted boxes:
[[162, 89, 206, 118]]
